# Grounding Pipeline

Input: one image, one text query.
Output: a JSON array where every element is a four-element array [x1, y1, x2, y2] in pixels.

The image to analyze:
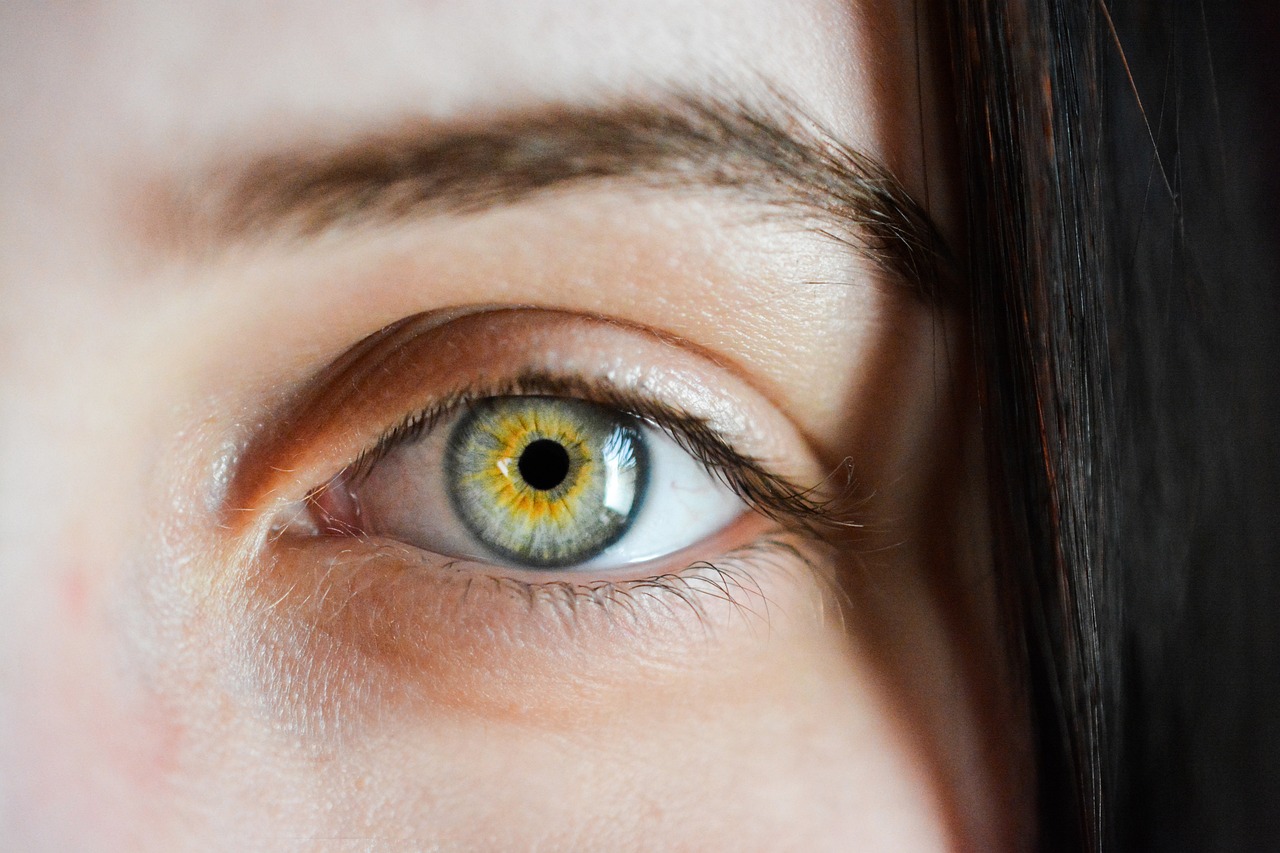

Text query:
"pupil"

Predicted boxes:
[[518, 439, 571, 491]]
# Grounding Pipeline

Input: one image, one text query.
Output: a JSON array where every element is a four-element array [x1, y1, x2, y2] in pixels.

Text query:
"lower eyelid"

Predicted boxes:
[[239, 525, 833, 730]]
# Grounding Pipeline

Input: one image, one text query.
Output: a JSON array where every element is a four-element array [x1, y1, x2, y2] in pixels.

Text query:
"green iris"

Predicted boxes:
[[445, 397, 648, 567]]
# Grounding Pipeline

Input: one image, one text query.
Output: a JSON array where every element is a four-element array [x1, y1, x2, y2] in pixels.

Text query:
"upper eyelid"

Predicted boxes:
[[225, 308, 853, 541], [336, 371, 859, 539]]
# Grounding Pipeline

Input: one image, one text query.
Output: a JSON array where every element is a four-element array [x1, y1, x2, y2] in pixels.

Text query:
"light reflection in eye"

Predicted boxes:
[[321, 395, 748, 572], [601, 427, 639, 516]]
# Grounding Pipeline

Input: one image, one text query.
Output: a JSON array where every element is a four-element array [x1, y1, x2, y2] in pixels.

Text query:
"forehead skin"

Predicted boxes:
[[0, 2, 1018, 851], [0, 0, 939, 273]]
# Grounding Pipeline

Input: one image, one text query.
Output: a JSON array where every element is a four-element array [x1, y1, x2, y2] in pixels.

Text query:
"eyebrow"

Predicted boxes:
[[176, 94, 955, 299]]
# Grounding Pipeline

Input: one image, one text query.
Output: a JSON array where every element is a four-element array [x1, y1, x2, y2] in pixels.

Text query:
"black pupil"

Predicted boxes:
[[518, 439, 571, 491]]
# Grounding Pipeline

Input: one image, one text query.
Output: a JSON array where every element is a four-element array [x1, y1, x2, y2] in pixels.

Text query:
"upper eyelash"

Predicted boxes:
[[336, 371, 861, 539]]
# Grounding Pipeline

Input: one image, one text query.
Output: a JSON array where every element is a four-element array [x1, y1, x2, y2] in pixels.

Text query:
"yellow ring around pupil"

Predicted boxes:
[[467, 419, 596, 526], [447, 396, 644, 567]]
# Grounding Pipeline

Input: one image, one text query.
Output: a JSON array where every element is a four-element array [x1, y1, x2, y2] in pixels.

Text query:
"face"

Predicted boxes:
[[0, 1, 1025, 849]]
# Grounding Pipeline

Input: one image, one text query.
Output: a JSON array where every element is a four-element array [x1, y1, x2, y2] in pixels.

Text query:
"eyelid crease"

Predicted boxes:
[[229, 306, 868, 550], [330, 371, 864, 542]]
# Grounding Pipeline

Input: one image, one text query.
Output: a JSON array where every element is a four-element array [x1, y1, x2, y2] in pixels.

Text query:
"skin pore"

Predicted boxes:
[[0, 1, 1024, 850]]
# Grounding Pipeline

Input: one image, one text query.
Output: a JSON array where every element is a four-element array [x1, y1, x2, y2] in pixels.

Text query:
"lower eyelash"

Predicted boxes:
[[254, 528, 825, 658], [447, 534, 832, 637]]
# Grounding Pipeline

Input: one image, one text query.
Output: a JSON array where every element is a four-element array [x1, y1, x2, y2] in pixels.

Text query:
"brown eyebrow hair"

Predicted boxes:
[[179, 93, 955, 299]]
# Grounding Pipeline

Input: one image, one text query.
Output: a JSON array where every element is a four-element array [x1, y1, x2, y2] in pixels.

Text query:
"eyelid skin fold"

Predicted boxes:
[[227, 308, 858, 538]]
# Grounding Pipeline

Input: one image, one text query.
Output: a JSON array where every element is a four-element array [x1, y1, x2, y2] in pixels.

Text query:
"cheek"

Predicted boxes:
[[212, 587, 953, 851], [5, 559, 183, 851], [79, 534, 957, 852]]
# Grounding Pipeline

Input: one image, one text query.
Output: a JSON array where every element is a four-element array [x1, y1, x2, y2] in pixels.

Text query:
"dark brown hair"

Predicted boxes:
[[945, 0, 1280, 849]]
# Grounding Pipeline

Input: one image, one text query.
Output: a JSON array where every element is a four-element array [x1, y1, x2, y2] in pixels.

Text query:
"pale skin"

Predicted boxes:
[[0, 2, 1027, 851]]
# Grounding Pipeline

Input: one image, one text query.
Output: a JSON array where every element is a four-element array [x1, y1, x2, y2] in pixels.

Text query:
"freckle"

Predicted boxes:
[[122, 695, 188, 792], [60, 570, 88, 622]]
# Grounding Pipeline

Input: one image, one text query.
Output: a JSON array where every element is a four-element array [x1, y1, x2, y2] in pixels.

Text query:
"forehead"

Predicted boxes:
[[0, 1, 924, 302], [0, 0, 898, 168]]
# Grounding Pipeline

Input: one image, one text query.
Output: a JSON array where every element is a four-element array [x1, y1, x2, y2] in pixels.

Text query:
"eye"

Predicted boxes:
[[310, 394, 747, 571]]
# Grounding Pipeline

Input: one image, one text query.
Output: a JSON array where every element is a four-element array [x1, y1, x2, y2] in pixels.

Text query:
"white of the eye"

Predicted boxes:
[[601, 428, 639, 516], [579, 424, 747, 569]]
